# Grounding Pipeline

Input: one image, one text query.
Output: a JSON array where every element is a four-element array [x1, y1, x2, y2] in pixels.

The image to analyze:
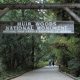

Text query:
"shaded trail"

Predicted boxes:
[[12, 65, 74, 80]]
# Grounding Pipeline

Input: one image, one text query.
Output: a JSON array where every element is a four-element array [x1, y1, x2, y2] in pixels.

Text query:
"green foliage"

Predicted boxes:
[[36, 61, 48, 68], [0, 0, 31, 3], [43, 34, 80, 77], [0, 34, 33, 70], [68, 59, 80, 77]]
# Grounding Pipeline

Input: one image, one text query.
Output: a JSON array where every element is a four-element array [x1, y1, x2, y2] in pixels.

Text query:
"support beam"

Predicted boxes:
[[0, 8, 9, 18], [0, 21, 17, 25], [0, 3, 80, 9], [64, 7, 80, 23]]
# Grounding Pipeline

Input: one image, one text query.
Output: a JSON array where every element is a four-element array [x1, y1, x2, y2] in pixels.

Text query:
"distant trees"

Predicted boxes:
[[0, 34, 32, 70], [51, 36, 80, 77], [0, 33, 51, 70]]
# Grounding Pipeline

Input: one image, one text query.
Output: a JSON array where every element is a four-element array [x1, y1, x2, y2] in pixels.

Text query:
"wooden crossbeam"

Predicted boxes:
[[64, 7, 80, 23], [0, 3, 80, 23], [0, 8, 9, 18], [0, 3, 80, 9]]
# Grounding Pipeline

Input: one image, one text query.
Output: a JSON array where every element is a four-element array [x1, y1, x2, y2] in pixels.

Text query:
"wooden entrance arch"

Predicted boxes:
[[0, 3, 80, 23], [0, 2, 79, 69]]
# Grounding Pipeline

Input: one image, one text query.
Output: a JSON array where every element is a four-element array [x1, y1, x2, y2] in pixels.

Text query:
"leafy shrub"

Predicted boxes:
[[68, 59, 80, 77]]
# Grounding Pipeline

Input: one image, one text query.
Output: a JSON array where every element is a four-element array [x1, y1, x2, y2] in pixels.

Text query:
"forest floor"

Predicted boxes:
[[11, 65, 74, 80]]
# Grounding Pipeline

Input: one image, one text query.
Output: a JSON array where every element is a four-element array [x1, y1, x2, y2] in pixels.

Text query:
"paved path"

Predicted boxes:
[[12, 65, 74, 80]]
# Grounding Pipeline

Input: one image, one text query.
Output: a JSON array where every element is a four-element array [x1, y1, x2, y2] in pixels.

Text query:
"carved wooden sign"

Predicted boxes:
[[2, 21, 74, 34]]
